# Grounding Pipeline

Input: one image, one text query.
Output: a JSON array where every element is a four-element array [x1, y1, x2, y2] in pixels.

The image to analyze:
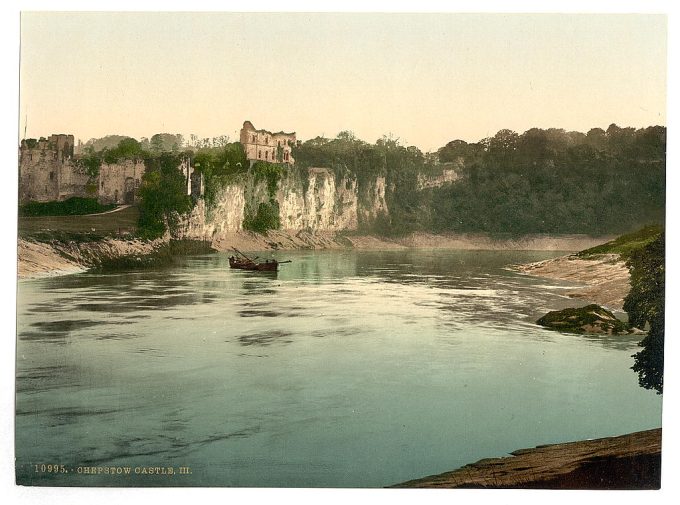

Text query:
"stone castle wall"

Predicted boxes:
[[19, 134, 83, 202], [98, 159, 146, 205], [240, 121, 296, 165]]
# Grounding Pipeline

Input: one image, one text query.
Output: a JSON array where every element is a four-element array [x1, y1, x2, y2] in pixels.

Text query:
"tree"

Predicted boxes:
[[489, 129, 519, 153], [150, 134, 164, 154], [438, 139, 469, 163], [624, 234, 665, 393], [116, 137, 143, 158], [137, 153, 193, 238]]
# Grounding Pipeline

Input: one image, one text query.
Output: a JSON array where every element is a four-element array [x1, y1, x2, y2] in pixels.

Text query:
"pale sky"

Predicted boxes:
[[19, 12, 666, 152]]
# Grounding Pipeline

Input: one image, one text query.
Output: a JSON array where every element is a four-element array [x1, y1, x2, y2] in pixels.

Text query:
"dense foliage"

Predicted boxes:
[[77, 137, 147, 176], [192, 142, 248, 210], [430, 125, 665, 235], [143, 133, 185, 154], [81, 135, 131, 152], [19, 197, 115, 217], [240, 162, 285, 233], [624, 234, 665, 394], [137, 153, 193, 239], [243, 201, 281, 233], [293, 124, 664, 236]]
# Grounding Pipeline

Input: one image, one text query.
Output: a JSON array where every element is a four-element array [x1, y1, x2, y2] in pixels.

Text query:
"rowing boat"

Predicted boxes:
[[228, 248, 290, 272]]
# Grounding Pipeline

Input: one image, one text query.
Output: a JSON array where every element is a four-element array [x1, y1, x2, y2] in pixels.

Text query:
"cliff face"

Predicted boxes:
[[175, 167, 389, 244], [279, 168, 359, 231]]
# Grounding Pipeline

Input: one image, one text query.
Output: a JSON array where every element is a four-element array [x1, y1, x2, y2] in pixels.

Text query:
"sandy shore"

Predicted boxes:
[[515, 253, 630, 310], [392, 428, 661, 489]]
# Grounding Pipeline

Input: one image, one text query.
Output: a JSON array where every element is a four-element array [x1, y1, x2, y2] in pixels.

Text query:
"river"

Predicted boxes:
[[15, 249, 662, 487]]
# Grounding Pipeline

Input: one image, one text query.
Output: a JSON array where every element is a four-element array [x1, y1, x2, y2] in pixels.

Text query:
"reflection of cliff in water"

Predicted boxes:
[[274, 251, 359, 282]]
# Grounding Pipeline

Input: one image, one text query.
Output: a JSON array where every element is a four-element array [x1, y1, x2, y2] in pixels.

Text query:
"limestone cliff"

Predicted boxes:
[[175, 167, 389, 245]]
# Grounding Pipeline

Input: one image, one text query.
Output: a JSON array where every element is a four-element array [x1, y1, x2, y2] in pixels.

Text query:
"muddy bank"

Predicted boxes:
[[17, 237, 168, 279], [384, 232, 617, 251], [515, 253, 630, 310], [210, 230, 615, 253], [211, 230, 354, 252], [392, 428, 661, 489]]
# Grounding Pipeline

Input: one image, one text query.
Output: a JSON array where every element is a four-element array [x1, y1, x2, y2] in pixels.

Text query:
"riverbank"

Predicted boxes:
[[17, 236, 168, 279], [211, 230, 615, 253], [392, 428, 661, 489], [515, 253, 630, 310], [17, 230, 615, 280]]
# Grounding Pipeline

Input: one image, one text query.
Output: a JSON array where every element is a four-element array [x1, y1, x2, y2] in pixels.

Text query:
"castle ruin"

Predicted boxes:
[[19, 122, 291, 206], [18, 134, 92, 202], [18, 136, 203, 206], [240, 121, 296, 166]]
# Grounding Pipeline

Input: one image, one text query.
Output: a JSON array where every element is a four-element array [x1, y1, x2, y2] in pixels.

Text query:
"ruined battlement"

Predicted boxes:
[[20, 134, 75, 164], [240, 120, 296, 165], [19, 134, 82, 202]]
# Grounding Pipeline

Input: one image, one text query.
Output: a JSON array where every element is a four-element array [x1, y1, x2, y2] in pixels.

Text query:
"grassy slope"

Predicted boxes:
[[575, 225, 663, 259], [19, 197, 116, 217], [18, 205, 140, 236]]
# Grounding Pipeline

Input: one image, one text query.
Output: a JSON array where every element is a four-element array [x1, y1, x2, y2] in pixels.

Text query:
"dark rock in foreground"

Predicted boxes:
[[536, 304, 630, 335], [392, 428, 661, 489]]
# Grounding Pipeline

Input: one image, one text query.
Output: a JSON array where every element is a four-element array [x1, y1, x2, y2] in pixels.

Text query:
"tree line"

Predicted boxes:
[[429, 124, 665, 235], [292, 124, 665, 236]]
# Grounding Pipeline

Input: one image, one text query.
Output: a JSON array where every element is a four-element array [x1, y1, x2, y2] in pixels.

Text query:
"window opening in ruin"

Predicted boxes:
[[258, 150, 262, 158], [49, 172, 54, 181]]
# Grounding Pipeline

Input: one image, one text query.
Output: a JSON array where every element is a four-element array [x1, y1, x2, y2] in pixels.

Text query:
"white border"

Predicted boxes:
[[2, 2, 677, 505]]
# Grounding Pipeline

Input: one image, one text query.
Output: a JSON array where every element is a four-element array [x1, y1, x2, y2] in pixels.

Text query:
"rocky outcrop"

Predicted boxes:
[[536, 304, 633, 335], [417, 168, 459, 189]]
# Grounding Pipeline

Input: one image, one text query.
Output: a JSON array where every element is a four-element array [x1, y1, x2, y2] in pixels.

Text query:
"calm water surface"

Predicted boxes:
[[15, 250, 662, 487]]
